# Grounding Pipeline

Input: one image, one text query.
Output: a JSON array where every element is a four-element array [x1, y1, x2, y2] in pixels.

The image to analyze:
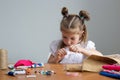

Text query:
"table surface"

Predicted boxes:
[[0, 64, 116, 80]]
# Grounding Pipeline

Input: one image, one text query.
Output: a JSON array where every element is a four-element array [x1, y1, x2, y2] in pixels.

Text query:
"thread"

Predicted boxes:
[[14, 70, 26, 74], [0, 49, 8, 69], [31, 63, 44, 68], [40, 70, 55, 75], [8, 71, 15, 76]]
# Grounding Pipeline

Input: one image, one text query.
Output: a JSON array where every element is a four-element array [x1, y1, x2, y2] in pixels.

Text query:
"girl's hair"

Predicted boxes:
[[59, 7, 90, 48]]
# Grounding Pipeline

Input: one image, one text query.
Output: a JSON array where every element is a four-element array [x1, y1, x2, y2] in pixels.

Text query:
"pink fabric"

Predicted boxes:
[[102, 64, 120, 71], [14, 59, 34, 67]]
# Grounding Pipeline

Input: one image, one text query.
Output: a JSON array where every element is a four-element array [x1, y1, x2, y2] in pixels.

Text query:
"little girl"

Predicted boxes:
[[48, 7, 103, 63]]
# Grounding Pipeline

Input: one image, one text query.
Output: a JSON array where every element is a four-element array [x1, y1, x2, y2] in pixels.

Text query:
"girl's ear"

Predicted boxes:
[[81, 31, 84, 34], [79, 31, 84, 34]]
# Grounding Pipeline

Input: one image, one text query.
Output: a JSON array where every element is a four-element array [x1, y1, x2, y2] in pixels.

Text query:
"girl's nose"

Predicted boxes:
[[67, 40, 71, 46]]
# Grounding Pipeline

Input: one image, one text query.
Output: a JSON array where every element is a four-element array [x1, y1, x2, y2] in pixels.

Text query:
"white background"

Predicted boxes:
[[0, 0, 120, 63]]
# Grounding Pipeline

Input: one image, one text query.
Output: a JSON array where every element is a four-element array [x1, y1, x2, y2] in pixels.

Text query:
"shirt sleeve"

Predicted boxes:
[[49, 40, 60, 56], [86, 40, 96, 50]]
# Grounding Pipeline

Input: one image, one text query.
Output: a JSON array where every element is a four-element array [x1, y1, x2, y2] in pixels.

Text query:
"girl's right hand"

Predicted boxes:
[[55, 48, 67, 62]]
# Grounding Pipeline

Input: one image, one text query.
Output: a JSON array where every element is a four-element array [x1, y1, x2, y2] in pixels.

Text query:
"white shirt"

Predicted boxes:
[[49, 39, 96, 64]]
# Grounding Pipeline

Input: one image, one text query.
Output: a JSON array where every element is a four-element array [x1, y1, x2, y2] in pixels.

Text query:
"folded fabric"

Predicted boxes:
[[99, 71, 120, 79], [14, 59, 34, 67], [103, 69, 120, 75], [102, 64, 120, 71]]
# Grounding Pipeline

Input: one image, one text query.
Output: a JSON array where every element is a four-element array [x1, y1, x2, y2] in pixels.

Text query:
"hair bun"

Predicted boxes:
[[61, 7, 68, 17], [79, 10, 90, 21]]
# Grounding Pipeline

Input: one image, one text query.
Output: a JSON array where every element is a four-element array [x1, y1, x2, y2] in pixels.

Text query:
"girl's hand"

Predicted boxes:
[[69, 44, 103, 56], [69, 45, 84, 53], [55, 48, 67, 62]]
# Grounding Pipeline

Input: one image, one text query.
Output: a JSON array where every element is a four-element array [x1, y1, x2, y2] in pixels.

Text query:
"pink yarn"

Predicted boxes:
[[14, 59, 34, 67], [102, 64, 120, 71]]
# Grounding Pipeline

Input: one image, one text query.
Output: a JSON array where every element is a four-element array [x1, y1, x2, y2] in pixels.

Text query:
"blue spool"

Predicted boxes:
[[38, 63, 44, 67], [31, 64, 37, 68], [8, 71, 15, 76], [31, 63, 44, 68], [40, 70, 54, 75], [46, 71, 52, 75]]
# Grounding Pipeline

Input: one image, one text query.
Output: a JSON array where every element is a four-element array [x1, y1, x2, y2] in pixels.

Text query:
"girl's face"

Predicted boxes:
[[62, 31, 83, 47]]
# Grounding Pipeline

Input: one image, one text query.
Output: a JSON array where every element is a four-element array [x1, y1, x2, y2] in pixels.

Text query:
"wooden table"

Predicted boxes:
[[0, 64, 116, 80]]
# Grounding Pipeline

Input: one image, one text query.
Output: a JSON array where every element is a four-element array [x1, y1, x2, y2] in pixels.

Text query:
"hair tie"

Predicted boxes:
[[79, 15, 84, 24]]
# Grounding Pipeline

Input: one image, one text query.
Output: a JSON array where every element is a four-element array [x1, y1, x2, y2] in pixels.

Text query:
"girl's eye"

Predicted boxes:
[[63, 36, 67, 39], [71, 38, 75, 40]]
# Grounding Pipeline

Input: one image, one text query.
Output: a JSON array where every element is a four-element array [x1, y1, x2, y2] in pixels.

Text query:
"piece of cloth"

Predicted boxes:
[[100, 71, 120, 79], [103, 69, 120, 75], [14, 59, 34, 67], [102, 64, 120, 71], [49, 39, 96, 64], [81, 55, 117, 72]]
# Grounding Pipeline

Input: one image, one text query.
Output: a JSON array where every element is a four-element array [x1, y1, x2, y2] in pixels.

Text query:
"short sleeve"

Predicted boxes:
[[86, 40, 96, 50], [49, 40, 60, 56]]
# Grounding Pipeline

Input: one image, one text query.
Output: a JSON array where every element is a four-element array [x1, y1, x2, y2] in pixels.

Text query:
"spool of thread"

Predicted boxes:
[[14, 70, 26, 75], [31, 63, 44, 68], [0, 49, 8, 69], [8, 71, 15, 76], [40, 70, 55, 75]]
